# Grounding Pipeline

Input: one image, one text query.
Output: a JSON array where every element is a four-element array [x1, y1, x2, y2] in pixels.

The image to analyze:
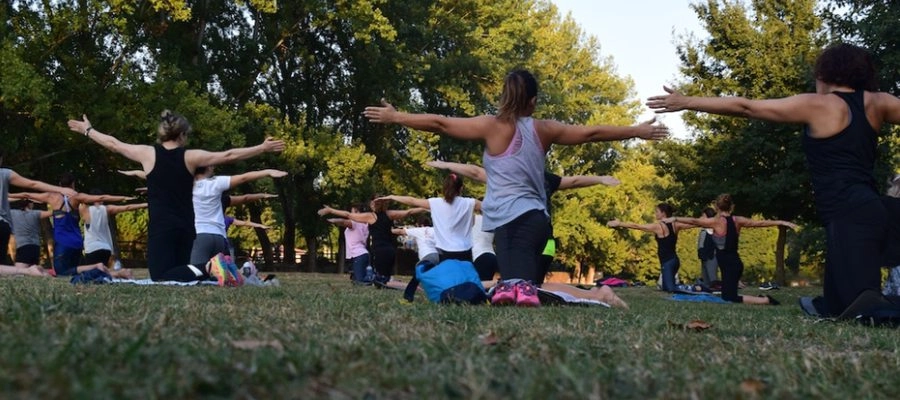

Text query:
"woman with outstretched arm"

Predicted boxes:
[[647, 43, 900, 317], [664, 194, 797, 305], [67, 111, 284, 283], [365, 69, 666, 306]]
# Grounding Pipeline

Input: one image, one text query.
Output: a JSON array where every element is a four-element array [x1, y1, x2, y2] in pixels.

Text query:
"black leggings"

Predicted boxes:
[[438, 248, 472, 263], [148, 227, 201, 282], [0, 220, 11, 265], [371, 245, 396, 279], [493, 209, 551, 282], [822, 200, 886, 316], [473, 253, 498, 281], [717, 252, 744, 303]]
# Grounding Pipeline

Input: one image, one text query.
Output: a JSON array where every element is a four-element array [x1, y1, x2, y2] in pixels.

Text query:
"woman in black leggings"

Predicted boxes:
[[319, 198, 426, 282], [68, 111, 284, 282], [649, 43, 900, 316], [670, 194, 797, 305]]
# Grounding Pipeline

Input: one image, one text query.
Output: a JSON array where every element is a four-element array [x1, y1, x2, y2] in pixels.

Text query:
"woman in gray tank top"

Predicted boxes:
[[365, 69, 668, 306]]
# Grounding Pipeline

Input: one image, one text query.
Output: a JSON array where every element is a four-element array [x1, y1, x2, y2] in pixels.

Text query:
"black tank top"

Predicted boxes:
[[655, 222, 677, 263], [721, 216, 739, 255], [801, 90, 879, 223], [369, 211, 394, 248], [146, 144, 194, 233]]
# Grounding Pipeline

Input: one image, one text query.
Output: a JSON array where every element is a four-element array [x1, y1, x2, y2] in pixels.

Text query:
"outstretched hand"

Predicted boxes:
[[599, 176, 621, 186], [267, 170, 289, 178], [783, 221, 800, 230], [67, 114, 92, 135], [426, 160, 447, 169], [316, 206, 333, 216], [261, 137, 286, 153], [646, 86, 687, 113], [606, 219, 621, 228], [634, 117, 669, 141], [363, 99, 398, 124]]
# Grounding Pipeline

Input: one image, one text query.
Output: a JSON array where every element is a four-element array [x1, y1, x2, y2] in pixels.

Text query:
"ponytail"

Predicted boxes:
[[443, 173, 463, 203], [497, 70, 538, 122], [157, 110, 192, 143]]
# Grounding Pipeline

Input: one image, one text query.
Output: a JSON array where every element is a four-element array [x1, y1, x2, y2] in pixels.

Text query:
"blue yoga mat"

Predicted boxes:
[[669, 293, 730, 304]]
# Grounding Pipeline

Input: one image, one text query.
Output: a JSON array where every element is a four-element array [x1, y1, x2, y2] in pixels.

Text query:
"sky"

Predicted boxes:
[[551, 0, 707, 138]]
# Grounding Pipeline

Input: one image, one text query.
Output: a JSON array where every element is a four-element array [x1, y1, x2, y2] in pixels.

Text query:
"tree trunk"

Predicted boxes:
[[305, 234, 318, 272], [573, 260, 583, 285], [247, 203, 274, 267], [775, 225, 787, 286], [586, 264, 596, 285], [276, 180, 296, 268]]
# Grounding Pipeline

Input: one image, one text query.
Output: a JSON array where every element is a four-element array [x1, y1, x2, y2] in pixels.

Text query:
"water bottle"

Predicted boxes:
[[113, 260, 123, 271], [364, 266, 375, 283]]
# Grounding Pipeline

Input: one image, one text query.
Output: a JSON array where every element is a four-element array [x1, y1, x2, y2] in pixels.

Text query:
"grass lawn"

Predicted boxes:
[[0, 272, 897, 399]]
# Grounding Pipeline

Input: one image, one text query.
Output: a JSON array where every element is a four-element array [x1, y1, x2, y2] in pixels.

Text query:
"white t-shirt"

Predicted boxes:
[[471, 214, 494, 260], [193, 176, 231, 236], [427, 197, 476, 252], [405, 227, 437, 261]]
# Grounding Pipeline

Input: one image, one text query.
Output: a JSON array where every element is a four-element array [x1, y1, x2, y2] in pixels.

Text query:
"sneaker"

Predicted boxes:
[[223, 255, 244, 287], [491, 280, 516, 305], [207, 253, 229, 286], [514, 281, 541, 307], [759, 282, 779, 291]]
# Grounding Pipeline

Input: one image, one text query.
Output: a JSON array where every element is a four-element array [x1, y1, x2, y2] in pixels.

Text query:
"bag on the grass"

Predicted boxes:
[[840, 289, 900, 328], [403, 259, 487, 305]]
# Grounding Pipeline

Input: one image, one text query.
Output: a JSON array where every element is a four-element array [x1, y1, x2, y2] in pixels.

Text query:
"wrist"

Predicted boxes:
[[84, 126, 93, 136]]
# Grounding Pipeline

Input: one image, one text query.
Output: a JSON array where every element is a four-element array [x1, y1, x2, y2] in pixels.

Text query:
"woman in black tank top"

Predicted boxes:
[[319, 198, 427, 284], [649, 43, 900, 316], [68, 110, 285, 283], [607, 203, 697, 292], [671, 194, 797, 305]]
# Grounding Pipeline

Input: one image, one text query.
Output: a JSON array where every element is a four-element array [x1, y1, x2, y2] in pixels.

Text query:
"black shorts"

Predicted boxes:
[[15, 244, 41, 265], [84, 249, 112, 266]]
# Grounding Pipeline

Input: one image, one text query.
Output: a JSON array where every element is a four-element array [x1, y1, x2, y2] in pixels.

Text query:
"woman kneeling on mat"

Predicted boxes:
[[665, 194, 797, 305]]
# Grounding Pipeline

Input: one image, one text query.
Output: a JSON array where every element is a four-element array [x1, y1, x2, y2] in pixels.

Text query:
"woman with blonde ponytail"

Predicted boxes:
[[67, 111, 285, 283], [365, 69, 668, 306]]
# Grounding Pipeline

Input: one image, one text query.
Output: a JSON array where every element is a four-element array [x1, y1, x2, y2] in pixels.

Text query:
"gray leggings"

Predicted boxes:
[[189, 233, 229, 266]]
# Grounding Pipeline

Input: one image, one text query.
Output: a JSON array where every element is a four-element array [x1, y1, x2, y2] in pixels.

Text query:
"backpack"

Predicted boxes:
[[403, 259, 488, 305], [697, 230, 716, 260]]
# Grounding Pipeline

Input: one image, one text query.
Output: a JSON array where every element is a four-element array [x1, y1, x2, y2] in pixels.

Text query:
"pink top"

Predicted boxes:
[[345, 221, 369, 258]]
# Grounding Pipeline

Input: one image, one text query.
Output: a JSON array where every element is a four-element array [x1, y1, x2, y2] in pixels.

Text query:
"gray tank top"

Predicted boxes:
[[481, 117, 547, 231]]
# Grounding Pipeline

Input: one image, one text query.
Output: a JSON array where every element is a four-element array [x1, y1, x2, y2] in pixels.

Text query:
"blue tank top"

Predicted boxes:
[[53, 196, 83, 249], [481, 117, 547, 231], [801, 90, 879, 223]]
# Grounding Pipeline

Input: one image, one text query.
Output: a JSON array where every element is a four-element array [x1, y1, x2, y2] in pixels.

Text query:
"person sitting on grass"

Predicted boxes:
[[68, 111, 285, 283], [8, 199, 54, 274], [12, 174, 135, 278], [377, 174, 482, 263], [663, 194, 798, 305], [326, 202, 373, 284], [607, 203, 700, 293], [647, 43, 900, 317], [318, 199, 427, 285]]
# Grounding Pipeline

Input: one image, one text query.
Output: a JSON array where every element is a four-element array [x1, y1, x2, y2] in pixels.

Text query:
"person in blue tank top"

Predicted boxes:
[[13, 173, 135, 277], [365, 69, 668, 306], [607, 203, 699, 292], [67, 111, 285, 283], [648, 44, 900, 317]]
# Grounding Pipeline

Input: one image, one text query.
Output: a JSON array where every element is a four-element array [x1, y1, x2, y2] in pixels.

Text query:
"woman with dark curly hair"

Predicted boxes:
[[648, 43, 900, 316]]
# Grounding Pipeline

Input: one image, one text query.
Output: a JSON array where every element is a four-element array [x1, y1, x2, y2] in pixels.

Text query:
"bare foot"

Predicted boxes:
[[592, 285, 629, 310], [24, 265, 50, 277], [111, 269, 133, 279]]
